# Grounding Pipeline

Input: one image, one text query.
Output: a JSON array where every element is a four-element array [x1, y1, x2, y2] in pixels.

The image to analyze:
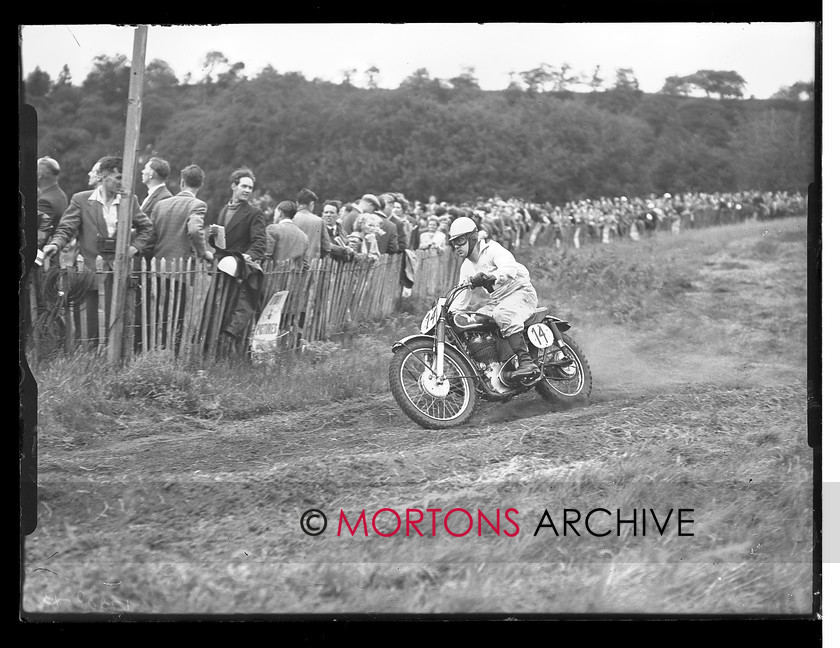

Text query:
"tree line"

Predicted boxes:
[[23, 54, 815, 211]]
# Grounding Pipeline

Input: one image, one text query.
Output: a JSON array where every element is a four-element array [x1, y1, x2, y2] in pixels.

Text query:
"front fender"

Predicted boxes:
[[391, 334, 475, 370], [543, 315, 571, 332], [391, 333, 436, 353]]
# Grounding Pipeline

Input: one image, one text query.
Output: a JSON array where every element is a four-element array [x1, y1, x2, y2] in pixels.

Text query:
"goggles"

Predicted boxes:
[[450, 235, 470, 247]]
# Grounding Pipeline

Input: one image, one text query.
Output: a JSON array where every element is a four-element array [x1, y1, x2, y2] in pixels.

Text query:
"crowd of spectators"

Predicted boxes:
[[254, 188, 809, 258], [31, 152, 808, 349], [371, 189, 808, 252], [36, 153, 809, 271]]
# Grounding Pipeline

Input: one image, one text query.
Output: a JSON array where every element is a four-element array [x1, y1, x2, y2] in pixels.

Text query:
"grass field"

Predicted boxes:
[[21, 216, 814, 617]]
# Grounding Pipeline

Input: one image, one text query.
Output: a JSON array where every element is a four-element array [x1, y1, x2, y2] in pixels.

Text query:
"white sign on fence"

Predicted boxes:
[[250, 290, 290, 364]]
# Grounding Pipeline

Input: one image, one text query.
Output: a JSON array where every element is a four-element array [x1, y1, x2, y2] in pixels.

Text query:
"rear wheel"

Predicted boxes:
[[389, 339, 477, 429], [534, 332, 593, 405]]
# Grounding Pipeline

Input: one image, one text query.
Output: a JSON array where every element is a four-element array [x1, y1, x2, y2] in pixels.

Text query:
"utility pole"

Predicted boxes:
[[107, 25, 148, 365]]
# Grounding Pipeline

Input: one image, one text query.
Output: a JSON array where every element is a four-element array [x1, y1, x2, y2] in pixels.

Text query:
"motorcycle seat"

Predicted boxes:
[[523, 307, 548, 327]]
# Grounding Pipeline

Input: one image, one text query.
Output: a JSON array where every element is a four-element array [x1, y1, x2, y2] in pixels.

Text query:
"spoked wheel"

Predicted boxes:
[[534, 332, 593, 405], [389, 340, 477, 429]]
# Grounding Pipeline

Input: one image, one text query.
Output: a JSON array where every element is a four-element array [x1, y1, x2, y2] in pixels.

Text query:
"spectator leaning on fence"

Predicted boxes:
[[265, 200, 310, 270], [433, 216, 450, 249], [207, 167, 266, 262], [36, 156, 68, 249], [293, 188, 332, 262], [342, 193, 380, 235], [374, 193, 401, 255], [43, 155, 151, 269], [42, 155, 152, 342], [321, 199, 356, 262], [144, 164, 211, 352], [148, 164, 214, 264], [347, 212, 382, 261], [417, 215, 439, 250], [392, 197, 418, 250], [394, 196, 415, 250], [379, 192, 407, 253]]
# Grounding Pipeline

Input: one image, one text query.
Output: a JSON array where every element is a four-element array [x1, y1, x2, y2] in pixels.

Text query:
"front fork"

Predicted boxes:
[[434, 317, 447, 378], [546, 321, 566, 347]]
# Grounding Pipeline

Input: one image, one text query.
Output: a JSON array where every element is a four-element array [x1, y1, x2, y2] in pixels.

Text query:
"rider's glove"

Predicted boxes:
[[469, 272, 496, 290], [469, 272, 487, 288]]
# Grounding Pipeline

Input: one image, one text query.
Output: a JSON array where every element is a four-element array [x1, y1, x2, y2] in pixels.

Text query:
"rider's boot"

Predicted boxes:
[[506, 331, 539, 381]]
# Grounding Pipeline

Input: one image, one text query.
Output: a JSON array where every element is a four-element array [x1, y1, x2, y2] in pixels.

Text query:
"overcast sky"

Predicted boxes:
[[19, 22, 816, 98]]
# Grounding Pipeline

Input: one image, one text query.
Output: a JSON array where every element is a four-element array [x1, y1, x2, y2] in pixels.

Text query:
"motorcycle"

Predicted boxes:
[[389, 277, 593, 429]]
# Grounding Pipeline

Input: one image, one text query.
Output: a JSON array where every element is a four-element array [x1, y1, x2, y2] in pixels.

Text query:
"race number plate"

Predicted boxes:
[[527, 322, 555, 349], [420, 303, 442, 334]]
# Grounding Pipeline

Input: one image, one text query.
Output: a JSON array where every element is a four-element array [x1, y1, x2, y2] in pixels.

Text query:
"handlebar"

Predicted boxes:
[[445, 282, 473, 303], [442, 274, 497, 309]]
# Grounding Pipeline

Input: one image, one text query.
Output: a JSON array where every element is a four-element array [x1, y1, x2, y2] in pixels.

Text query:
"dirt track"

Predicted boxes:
[[21, 219, 813, 615]]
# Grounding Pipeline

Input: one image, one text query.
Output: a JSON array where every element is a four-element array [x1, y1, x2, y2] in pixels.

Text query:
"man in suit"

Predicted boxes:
[[42, 155, 153, 344], [206, 167, 266, 262], [321, 199, 356, 262], [36, 156, 68, 248], [372, 204, 400, 256], [43, 155, 152, 268], [140, 156, 173, 217], [146, 164, 213, 352], [265, 200, 310, 270], [149, 164, 214, 263], [293, 188, 331, 263], [139, 157, 173, 266]]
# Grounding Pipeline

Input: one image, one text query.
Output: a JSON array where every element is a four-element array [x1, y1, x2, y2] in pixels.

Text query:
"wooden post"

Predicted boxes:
[[107, 25, 148, 365]]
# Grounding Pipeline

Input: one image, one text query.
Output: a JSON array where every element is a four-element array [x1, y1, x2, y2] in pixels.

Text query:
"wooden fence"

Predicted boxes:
[[25, 249, 460, 366]]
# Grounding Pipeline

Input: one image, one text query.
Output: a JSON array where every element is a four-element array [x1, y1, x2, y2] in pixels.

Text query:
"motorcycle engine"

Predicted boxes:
[[464, 331, 498, 365]]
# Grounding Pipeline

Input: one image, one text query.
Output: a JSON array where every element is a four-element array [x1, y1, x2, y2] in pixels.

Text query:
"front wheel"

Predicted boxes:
[[534, 332, 593, 406], [389, 340, 477, 429]]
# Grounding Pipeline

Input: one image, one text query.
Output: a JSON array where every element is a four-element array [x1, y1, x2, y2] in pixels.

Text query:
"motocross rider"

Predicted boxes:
[[447, 216, 539, 381]]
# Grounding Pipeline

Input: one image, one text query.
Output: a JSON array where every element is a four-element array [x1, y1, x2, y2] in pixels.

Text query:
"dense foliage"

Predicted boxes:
[[24, 57, 815, 212]]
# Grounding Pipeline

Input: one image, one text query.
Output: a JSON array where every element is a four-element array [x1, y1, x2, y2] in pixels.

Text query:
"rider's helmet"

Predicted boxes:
[[448, 216, 479, 256]]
